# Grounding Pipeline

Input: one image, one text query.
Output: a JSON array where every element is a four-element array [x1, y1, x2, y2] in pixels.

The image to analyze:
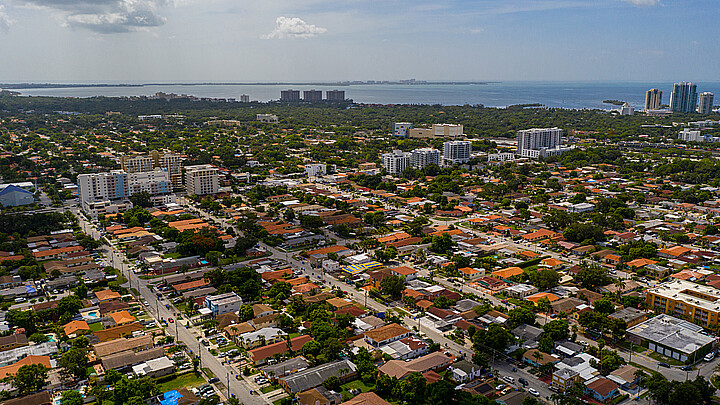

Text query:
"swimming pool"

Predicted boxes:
[[45, 334, 56, 342], [84, 310, 99, 319]]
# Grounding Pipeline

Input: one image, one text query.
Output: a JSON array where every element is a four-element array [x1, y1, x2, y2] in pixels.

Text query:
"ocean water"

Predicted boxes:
[[10, 81, 720, 109]]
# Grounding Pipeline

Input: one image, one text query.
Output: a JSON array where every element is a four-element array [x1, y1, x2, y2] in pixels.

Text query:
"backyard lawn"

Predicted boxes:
[[157, 372, 207, 392], [340, 379, 374, 396], [89, 322, 104, 332]]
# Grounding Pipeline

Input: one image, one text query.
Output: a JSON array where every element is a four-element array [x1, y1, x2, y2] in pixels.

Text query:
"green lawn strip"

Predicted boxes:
[[646, 351, 683, 366], [340, 379, 374, 397], [156, 372, 207, 392], [261, 384, 280, 394], [202, 368, 216, 379], [89, 322, 104, 332]]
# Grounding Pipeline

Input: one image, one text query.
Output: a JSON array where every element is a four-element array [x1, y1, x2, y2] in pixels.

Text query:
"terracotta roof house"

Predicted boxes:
[[339, 392, 391, 405], [0, 355, 52, 378], [94, 289, 121, 302], [491, 267, 524, 279], [63, 320, 90, 337], [248, 335, 313, 365], [585, 377, 620, 402], [379, 351, 454, 379], [94, 322, 144, 342], [363, 324, 411, 347], [109, 310, 137, 325]]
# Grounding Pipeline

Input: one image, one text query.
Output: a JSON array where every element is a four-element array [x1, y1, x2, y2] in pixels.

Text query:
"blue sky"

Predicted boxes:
[[0, 0, 717, 82]]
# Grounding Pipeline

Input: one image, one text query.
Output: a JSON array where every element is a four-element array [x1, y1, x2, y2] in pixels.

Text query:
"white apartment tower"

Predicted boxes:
[[151, 150, 182, 189], [698, 92, 714, 115], [516, 128, 566, 158], [443, 141, 472, 165], [305, 163, 327, 177], [184, 165, 220, 195], [381, 150, 412, 175], [411, 148, 441, 169]]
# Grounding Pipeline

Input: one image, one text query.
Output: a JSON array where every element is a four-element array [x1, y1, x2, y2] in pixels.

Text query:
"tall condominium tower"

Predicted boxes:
[[381, 150, 412, 175], [326, 90, 345, 101], [670, 82, 698, 113], [411, 148, 441, 169], [697, 92, 715, 115], [645, 89, 663, 110], [443, 141, 472, 164], [303, 90, 323, 102], [280, 90, 301, 102]]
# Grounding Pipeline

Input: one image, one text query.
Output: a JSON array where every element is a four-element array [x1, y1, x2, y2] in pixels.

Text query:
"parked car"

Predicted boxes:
[[208, 377, 220, 384], [502, 376, 515, 384], [680, 365, 693, 371], [518, 378, 528, 386], [528, 388, 540, 396], [658, 362, 670, 368]]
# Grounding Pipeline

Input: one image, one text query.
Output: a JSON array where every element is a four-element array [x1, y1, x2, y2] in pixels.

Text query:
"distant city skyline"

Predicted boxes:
[[0, 0, 717, 82]]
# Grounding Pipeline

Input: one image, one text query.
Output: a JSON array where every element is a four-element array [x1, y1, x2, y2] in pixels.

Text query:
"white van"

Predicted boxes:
[[704, 352, 715, 362]]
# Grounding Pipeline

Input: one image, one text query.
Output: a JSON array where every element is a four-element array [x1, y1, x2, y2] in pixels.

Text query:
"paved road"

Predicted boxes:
[[75, 211, 268, 405]]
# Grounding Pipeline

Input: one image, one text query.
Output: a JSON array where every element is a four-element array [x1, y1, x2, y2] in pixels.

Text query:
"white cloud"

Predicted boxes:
[[0, 5, 14, 32], [15, 0, 169, 33], [263, 16, 326, 39], [620, 0, 660, 7], [469, 27, 485, 34]]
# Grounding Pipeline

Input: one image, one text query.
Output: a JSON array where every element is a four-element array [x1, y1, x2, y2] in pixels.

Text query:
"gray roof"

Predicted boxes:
[[627, 314, 714, 355], [0, 341, 58, 367], [511, 324, 543, 342], [280, 359, 357, 393], [454, 299, 482, 313], [262, 356, 310, 378], [609, 307, 647, 323], [452, 359, 481, 374], [101, 346, 165, 370]]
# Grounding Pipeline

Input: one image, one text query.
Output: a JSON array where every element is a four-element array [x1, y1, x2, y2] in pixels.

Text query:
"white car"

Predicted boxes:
[[705, 352, 715, 362], [528, 388, 540, 396], [502, 376, 514, 384]]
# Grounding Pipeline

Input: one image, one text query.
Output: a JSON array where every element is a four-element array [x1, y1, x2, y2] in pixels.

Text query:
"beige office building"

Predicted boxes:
[[120, 155, 153, 173], [644, 89, 663, 110]]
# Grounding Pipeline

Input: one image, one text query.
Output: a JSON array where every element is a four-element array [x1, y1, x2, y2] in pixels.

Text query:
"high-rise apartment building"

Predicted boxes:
[[411, 148, 441, 169], [697, 92, 714, 115], [184, 165, 220, 195], [443, 141, 472, 165], [393, 122, 413, 137], [127, 169, 172, 196], [305, 163, 327, 177], [381, 150, 412, 175], [120, 155, 153, 173], [151, 150, 183, 189], [326, 90, 345, 101], [645, 89, 663, 110], [620, 103, 634, 116], [239, 94, 250, 103], [280, 90, 301, 102], [303, 90, 323, 102], [670, 82, 698, 113], [516, 127, 569, 159]]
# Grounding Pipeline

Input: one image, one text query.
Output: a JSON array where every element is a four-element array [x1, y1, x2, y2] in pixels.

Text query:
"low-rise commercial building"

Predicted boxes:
[[626, 314, 714, 362]]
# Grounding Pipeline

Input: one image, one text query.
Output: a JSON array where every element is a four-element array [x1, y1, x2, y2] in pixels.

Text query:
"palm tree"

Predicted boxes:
[[532, 350, 544, 365]]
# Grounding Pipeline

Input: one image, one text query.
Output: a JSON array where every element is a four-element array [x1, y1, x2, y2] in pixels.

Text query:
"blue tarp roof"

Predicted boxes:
[[160, 390, 183, 405]]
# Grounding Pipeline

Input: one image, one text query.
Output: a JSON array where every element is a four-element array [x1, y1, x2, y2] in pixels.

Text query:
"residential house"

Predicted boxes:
[[279, 359, 357, 394], [552, 368, 580, 391], [585, 377, 620, 402], [379, 351, 454, 380], [363, 324, 411, 347], [450, 359, 483, 382]]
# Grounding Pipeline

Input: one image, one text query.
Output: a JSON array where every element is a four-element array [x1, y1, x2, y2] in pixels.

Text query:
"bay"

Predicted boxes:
[[9, 81, 720, 110]]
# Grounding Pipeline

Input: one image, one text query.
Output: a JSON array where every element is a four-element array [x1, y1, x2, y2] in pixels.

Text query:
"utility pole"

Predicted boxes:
[[227, 372, 230, 399]]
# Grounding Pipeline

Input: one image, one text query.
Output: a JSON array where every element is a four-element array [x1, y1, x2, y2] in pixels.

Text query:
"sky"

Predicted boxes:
[[0, 0, 718, 82]]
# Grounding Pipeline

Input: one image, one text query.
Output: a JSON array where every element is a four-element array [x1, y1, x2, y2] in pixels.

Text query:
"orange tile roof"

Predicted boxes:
[[95, 289, 121, 301], [109, 310, 136, 325], [0, 355, 51, 378], [64, 320, 90, 336], [491, 267, 524, 279], [527, 292, 560, 303]]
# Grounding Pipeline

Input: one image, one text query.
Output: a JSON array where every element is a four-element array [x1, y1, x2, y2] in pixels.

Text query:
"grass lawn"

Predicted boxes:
[[157, 372, 207, 392], [89, 322, 104, 332], [646, 351, 684, 366], [202, 368, 216, 379], [219, 344, 240, 352], [288, 332, 300, 339], [261, 384, 280, 394], [164, 252, 182, 259], [340, 379, 374, 396]]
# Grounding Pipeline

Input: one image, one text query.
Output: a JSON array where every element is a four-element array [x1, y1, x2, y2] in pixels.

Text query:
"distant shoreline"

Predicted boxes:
[[0, 81, 495, 90]]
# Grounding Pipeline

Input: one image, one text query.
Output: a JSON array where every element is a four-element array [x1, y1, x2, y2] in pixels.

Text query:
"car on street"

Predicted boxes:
[[518, 378, 528, 386], [680, 365, 693, 371], [528, 388, 540, 396], [705, 352, 715, 362], [658, 362, 670, 368], [502, 376, 514, 384], [208, 377, 220, 384]]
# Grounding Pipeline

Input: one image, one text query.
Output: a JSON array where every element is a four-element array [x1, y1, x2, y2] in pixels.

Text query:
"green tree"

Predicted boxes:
[[59, 347, 89, 379], [322, 375, 341, 391], [380, 275, 405, 300], [574, 264, 611, 291], [12, 363, 47, 394], [593, 298, 615, 315], [238, 304, 254, 321], [543, 319, 570, 340], [129, 191, 153, 208], [430, 233, 453, 254], [60, 390, 84, 405]]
